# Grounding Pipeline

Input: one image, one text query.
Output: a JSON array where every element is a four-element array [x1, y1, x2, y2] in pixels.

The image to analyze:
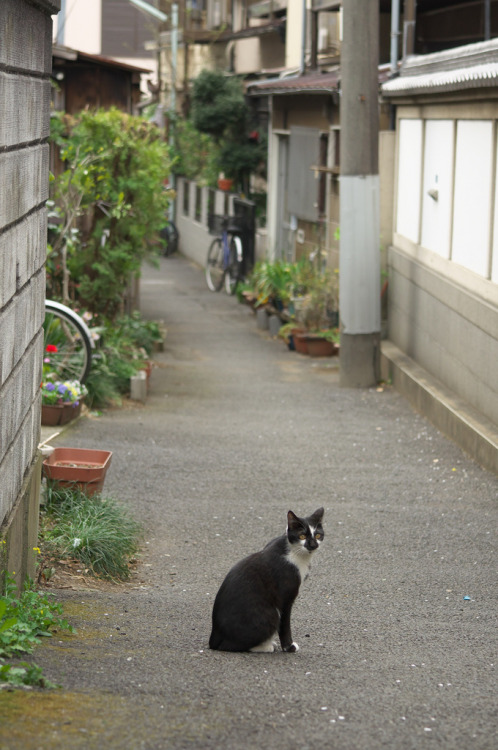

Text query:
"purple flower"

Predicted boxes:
[[57, 384, 68, 395], [45, 383, 56, 392]]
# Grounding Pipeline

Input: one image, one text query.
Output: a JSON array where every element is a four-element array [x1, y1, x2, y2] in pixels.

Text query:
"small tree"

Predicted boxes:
[[190, 70, 266, 193], [49, 109, 173, 319]]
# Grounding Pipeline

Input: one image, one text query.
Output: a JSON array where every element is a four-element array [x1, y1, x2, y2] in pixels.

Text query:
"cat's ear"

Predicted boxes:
[[287, 510, 301, 530], [310, 507, 324, 523]]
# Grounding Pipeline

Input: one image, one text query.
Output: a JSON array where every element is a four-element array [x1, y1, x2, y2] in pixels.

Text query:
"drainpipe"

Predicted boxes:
[[484, 0, 491, 40], [57, 0, 66, 45], [169, 4, 178, 224], [390, 0, 400, 74], [300, 0, 307, 74]]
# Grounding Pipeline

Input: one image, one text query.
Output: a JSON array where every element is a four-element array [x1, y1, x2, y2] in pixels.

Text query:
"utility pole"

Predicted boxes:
[[339, 0, 380, 387]]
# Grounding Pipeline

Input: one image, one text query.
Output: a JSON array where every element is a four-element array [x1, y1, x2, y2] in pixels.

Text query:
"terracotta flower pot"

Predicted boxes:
[[43, 447, 112, 496], [305, 335, 337, 358], [41, 400, 83, 426], [217, 177, 234, 191]]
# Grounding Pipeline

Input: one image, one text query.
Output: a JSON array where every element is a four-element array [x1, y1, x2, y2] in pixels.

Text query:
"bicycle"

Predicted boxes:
[[44, 300, 95, 384], [205, 214, 244, 295]]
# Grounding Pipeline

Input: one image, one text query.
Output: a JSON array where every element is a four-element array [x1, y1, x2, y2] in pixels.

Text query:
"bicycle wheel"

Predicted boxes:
[[224, 235, 243, 295], [44, 301, 93, 383], [206, 237, 225, 292]]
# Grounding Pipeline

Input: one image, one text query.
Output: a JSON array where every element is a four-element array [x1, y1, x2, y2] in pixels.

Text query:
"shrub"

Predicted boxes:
[[48, 109, 173, 319], [189, 70, 266, 192]]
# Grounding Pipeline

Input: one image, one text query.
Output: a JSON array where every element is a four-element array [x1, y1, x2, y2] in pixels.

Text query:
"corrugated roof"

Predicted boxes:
[[247, 70, 340, 96], [382, 38, 498, 97], [383, 62, 498, 96], [247, 65, 391, 97]]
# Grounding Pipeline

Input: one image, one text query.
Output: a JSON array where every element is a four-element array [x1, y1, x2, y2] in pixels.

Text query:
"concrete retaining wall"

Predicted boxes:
[[0, 0, 60, 587]]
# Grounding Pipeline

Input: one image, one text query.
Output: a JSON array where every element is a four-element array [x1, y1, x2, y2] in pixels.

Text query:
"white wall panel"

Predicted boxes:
[[452, 120, 493, 277], [396, 119, 423, 243], [492, 133, 498, 282], [421, 120, 454, 259]]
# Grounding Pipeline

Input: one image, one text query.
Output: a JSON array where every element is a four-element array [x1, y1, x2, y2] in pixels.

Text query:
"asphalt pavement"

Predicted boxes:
[[3, 253, 497, 749]]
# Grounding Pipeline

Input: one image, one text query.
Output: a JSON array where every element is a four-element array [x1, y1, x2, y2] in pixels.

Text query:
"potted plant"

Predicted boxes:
[[41, 380, 88, 426], [293, 267, 339, 356], [302, 328, 340, 357], [42, 447, 112, 496], [217, 174, 234, 192]]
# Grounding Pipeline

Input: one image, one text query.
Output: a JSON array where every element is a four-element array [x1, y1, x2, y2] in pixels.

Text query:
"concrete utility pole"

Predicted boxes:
[[339, 0, 381, 387]]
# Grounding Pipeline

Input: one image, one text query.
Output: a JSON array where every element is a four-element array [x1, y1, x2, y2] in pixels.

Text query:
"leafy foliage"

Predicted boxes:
[[173, 118, 219, 185], [84, 311, 161, 408], [0, 574, 73, 687], [247, 258, 339, 329], [48, 109, 172, 319], [191, 70, 248, 138], [189, 70, 266, 191]]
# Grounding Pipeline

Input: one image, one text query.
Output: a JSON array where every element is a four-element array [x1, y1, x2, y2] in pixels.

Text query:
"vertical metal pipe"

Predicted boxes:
[[300, 0, 307, 74], [390, 0, 400, 74], [484, 0, 491, 40], [57, 0, 66, 45]]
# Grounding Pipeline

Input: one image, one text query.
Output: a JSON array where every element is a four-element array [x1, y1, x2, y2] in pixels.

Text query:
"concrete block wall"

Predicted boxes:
[[0, 0, 60, 587], [388, 248, 498, 429]]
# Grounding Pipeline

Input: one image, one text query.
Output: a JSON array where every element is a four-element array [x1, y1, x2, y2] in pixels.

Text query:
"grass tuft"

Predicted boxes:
[[42, 485, 142, 580]]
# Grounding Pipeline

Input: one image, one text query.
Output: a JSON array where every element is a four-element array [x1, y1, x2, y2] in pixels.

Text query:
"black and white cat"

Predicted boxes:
[[209, 508, 324, 653]]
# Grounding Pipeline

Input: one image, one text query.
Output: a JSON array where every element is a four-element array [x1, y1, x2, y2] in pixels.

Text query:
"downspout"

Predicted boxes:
[[169, 4, 178, 225], [300, 0, 307, 74], [389, 0, 400, 130], [484, 0, 491, 40], [57, 0, 66, 45], [390, 0, 400, 74]]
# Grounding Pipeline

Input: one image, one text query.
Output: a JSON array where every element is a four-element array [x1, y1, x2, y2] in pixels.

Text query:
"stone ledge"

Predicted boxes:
[[381, 340, 498, 476]]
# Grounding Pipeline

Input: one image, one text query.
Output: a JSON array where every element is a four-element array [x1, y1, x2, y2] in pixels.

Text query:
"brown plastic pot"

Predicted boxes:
[[293, 331, 309, 355], [43, 447, 112, 496], [305, 335, 338, 358]]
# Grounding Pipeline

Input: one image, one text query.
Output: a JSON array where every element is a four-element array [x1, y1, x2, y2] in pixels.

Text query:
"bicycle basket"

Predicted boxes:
[[208, 213, 245, 235], [208, 214, 227, 235]]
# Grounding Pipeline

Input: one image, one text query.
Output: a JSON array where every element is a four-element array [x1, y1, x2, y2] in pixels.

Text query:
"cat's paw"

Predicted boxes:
[[284, 642, 299, 653]]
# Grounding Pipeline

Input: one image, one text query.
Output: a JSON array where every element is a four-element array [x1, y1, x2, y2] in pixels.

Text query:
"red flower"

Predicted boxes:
[[45, 344, 58, 353]]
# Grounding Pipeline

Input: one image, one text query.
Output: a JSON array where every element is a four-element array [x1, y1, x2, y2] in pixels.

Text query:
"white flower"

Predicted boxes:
[[73, 537, 82, 548]]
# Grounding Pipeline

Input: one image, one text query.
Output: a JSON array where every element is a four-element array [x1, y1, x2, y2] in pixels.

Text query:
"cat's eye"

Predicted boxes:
[[299, 534, 307, 540], [315, 533, 322, 539]]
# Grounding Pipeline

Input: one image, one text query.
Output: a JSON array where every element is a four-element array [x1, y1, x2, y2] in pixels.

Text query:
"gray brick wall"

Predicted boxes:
[[0, 0, 60, 583]]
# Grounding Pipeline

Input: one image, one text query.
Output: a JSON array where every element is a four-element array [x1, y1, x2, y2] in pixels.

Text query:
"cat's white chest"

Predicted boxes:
[[286, 546, 312, 581]]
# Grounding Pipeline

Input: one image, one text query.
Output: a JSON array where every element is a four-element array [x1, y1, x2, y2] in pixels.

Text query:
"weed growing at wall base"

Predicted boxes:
[[42, 485, 143, 580], [0, 574, 73, 688]]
